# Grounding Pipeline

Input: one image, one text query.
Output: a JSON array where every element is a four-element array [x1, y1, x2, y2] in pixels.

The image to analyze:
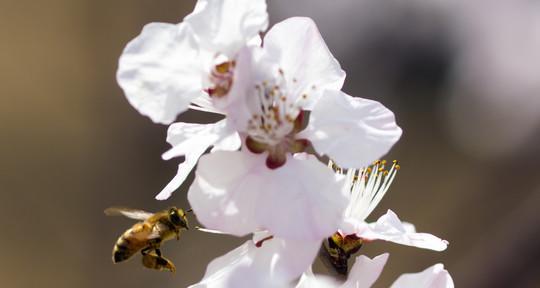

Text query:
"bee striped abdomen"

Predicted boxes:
[[112, 228, 147, 263]]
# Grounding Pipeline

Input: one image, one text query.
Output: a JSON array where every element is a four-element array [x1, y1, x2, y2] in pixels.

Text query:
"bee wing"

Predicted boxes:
[[104, 207, 153, 221], [146, 224, 166, 240]]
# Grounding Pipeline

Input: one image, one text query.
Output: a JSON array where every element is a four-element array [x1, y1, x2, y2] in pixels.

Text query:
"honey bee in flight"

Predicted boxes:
[[105, 206, 189, 272]]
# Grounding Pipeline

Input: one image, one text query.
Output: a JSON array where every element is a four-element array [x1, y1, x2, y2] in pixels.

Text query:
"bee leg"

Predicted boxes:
[[155, 248, 162, 257], [156, 255, 176, 273], [141, 246, 152, 256], [148, 238, 162, 249], [141, 251, 176, 273]]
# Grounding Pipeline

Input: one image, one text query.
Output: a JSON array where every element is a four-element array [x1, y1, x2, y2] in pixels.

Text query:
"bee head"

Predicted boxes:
[[169, 207, 189, 230]]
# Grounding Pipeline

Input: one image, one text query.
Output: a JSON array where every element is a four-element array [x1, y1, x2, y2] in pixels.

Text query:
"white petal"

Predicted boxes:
[[297, 268, 340, 288], [185, 0, 268, 56], [156, 120, 239, 200], [296, 254, 389, 288], [187, 151, 262, 236], [358, 210, 449, 252], [157, 144, 208, 200], [189, 234, 320, 288], [163, 122, 220, 161], [117, 23, 205, 124], [342, 254, 389, 288], [211, 129, 241, 152], [338, 217, 369, 237], [301, 90, 402, 169], [212, 47, 261, 131], [190, 94, 224, 114], [391, 264, 454, 288], [263, 17, 345, 108], [255, 155, 348, 240], [188, 151, 348, 240]]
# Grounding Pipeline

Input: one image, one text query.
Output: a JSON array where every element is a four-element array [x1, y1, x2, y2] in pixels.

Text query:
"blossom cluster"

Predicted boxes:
[[117, 0, 453, 286]]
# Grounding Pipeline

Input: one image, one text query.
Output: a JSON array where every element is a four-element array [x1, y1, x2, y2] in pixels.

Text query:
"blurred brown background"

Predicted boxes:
[[1, 0, 539, 287]]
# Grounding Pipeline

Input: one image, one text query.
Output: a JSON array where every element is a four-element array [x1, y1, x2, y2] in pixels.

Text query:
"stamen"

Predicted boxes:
[[244, 67, 312, 169], [247, 67, 302, 145], [332, 160, 400, 221]]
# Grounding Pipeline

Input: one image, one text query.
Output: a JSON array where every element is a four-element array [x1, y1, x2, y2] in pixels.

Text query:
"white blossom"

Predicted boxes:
[[116, 0, 269, 199], [117, 0, 268, 124], [188, 17, 401, 241]]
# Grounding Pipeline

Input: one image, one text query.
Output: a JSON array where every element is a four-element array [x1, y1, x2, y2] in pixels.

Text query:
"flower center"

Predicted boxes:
[[207, 60, 235, 98], [245, 69, 310, 169]]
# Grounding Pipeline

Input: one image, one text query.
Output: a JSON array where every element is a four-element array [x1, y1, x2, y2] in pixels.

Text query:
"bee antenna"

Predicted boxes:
[[186, 208, 193, 213]]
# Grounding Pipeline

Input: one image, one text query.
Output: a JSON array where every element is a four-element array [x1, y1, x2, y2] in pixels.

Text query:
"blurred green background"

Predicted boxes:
[[1, 0, 539, 287]]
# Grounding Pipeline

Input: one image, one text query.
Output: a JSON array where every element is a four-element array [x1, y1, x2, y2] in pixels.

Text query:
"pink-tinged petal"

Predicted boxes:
[[156, 120, 239, 200], [301, 90, 402, 169], [391, 264, 454, 288], [263, 17, 345, 108], [188, 151, 262, 236], [255, 154, 348, 240], [213, 47, 260, 131], [117, 23, 205, 124], [358, 210, 449, 252], [189, 233, 320, 288], [188, 151, 348, 240], [342, 254, 389, 288], [185, 0, 268, 57], [222, 46, 274, 132]]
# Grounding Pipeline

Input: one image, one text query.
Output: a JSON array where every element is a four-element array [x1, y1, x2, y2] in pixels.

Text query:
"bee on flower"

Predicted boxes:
[[322, 160, 448, 275]]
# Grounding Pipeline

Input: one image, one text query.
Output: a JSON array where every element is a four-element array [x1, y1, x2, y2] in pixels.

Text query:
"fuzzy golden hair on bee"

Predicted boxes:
[[105, 206, 190, 272]]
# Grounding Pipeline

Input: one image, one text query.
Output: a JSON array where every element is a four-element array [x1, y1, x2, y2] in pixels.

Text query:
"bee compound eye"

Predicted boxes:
[[170, 211, 181, 225]]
